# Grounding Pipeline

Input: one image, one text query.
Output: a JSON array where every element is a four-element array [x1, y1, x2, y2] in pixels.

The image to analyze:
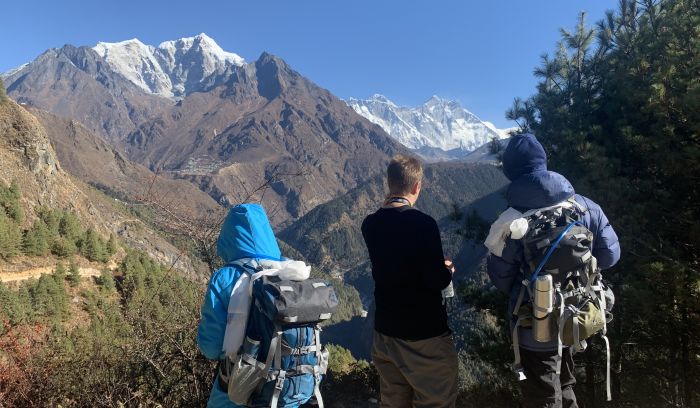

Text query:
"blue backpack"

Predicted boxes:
[[219, 272, 338, 408]]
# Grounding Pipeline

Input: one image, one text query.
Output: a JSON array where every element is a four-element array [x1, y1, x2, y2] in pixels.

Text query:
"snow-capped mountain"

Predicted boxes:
[[92, 33, 244, 98], [347, 94, 509, 154]]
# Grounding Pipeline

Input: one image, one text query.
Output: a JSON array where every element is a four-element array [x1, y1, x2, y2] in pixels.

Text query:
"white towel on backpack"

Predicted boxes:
[[485, 208, 524, 257]]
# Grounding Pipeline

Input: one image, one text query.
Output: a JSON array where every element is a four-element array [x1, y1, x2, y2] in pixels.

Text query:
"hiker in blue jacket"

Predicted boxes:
[[487, 133, 620, 408], [198, 204, 282, 408]]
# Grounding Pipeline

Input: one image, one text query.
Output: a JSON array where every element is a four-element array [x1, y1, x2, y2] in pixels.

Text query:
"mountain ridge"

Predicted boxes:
[[92, 33, 244, 98], [347, 94, 511, 159], [3, 37, 409, 226]]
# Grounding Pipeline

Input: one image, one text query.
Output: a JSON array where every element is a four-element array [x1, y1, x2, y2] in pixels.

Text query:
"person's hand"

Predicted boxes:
[[444, 259, 456, 275]]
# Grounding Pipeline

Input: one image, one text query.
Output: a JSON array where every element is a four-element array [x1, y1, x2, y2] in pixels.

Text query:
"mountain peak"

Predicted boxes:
[[87, 34, 245, 98], [255, 52, 292, 100], [369, 93, 393, 103], [194, 32, 213, 41], [424, 95, 452, 108], [347, 94, 505, 154], [257, 52, 286, 66]]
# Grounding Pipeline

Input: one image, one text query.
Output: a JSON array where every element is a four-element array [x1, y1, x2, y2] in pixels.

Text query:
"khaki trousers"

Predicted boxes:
[[372, 331, 458, 408]]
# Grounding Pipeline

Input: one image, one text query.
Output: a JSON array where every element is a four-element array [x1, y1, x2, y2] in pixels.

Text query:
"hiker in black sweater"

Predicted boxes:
[[361, 154, 458, 408]]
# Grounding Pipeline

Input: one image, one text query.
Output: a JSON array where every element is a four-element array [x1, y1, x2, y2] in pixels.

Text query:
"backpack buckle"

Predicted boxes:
[[275, 370, 286, 391]]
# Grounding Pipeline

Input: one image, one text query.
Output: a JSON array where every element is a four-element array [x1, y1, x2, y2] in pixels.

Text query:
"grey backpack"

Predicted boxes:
[[219, 271, 338, 408]]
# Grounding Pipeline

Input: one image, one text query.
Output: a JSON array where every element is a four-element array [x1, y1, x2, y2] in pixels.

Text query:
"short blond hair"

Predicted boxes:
[[387, 154, 423, 195]]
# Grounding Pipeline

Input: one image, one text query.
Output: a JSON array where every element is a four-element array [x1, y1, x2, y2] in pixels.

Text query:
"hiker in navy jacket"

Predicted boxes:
[[487, 133, 620, 408]]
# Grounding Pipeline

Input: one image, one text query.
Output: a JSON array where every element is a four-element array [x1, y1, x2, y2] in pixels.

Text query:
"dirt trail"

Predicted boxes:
[[0, 263, 114, 283]]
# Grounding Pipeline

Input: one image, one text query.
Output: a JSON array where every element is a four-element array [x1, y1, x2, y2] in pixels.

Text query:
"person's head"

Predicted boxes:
[[501, 133, 548, 181], [387, 154, 423, 203], [217, 203, 281, 263]]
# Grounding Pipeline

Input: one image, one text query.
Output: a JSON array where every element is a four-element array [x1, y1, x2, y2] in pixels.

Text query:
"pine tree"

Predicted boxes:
[[51, 237, 77, 258], [67, 260, 80, 287], [81, 227, 107, 263], [38, 207, 61, 238], [23, 220, 50, 256], [54, 262, 67, 283], [99, 268, 115, 291], [59, 211, 82, 244], [106, 233, 118, 257], [0, 211, 22, 260], [0, 180, 23, 223], [488, 136, 503, 155], [461, 209, 490, 242]]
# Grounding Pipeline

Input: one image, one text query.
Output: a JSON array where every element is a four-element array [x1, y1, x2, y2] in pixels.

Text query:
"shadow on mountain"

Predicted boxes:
[[324, 314, 375, 361]]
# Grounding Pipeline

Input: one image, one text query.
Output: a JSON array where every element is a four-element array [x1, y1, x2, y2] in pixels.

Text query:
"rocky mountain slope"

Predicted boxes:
[[30, 108, 221, 216], [347, 94, 510, 160], [0, 99, 192, 274], [121, 52, 407, 226]]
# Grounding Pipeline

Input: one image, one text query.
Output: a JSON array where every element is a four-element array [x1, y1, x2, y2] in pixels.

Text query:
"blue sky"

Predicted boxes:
[[0, 0, 616, 127]]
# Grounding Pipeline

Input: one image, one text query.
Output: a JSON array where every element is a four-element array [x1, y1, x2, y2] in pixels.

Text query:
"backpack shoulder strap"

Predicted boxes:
[[567, 196, 591, 217], [227, 259, 262, 276]]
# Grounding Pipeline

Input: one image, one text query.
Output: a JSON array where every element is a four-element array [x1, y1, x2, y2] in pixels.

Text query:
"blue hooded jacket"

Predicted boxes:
[[486, 134, 620, 351], [198, 204, 282, 408]]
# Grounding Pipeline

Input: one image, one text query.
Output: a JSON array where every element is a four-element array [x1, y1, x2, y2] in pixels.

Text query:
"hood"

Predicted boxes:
[[216, 204, 281, 263], [502, 133, 547, 181], [506, 170, 575, 211]]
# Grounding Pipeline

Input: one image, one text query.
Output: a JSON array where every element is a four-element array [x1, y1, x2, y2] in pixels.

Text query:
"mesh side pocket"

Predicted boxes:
[[227, 354, 266, 405]]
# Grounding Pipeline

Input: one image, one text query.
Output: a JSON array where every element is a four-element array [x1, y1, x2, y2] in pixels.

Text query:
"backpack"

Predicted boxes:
[[219, 266, 338, 408], [510, 199, 614, 401]]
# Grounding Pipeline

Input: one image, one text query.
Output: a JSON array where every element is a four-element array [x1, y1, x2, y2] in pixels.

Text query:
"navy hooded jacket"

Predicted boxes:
[[486, 133, 620, 351]]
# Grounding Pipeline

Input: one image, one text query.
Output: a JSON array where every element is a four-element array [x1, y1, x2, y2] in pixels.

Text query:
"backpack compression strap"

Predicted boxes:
[[313, 326, 325, 408], [268, 323, 285, 408], [268, 326, 326, 408]]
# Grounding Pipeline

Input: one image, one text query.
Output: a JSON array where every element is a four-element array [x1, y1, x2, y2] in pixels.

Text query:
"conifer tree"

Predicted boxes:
[[67, 260, 80, 287], [0, 180, 23, 223], [501, 1, 700, 405], [54, 262, 67, 283], [488, 136, 503, 155], [106, 233, 118, 257], [0, 211, 22, 260], [38, 207, 61, 237], [51, 237, 77, 258], [23, 220, 50, 256], [81, 227, 107, 263], [59, 211, 82, 244], [99, 268, 115, 291]]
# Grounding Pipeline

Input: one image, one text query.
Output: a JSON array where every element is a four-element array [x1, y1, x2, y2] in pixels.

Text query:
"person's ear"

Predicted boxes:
[[411, 181, 421, 195]]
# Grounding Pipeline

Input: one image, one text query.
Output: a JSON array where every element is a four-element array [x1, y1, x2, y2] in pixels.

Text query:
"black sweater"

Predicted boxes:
[[361, 205, 452, 340]]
